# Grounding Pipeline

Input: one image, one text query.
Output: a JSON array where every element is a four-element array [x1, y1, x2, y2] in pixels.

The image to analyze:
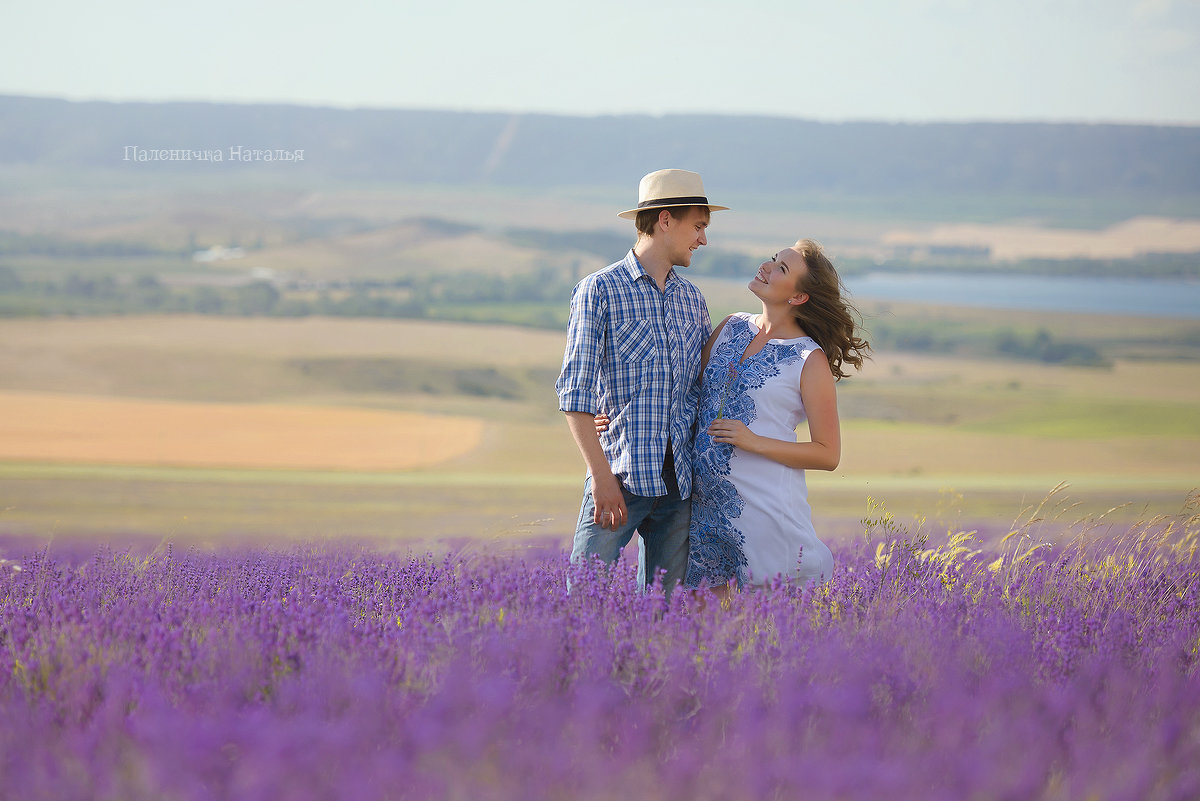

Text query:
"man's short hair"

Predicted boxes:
[[634, 205, 708, 237]]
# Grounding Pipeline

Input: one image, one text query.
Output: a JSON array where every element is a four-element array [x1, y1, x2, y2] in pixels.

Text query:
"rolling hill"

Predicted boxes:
[[3, 94, 1199, 197]]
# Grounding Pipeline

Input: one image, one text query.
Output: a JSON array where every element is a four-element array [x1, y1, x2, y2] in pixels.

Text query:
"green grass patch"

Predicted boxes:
[[426, 302, 568, 329], [290, 357, 559, 401]]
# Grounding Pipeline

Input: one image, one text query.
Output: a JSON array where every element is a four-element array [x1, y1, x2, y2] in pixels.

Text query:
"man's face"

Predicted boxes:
[[663, 207, 710, 268]]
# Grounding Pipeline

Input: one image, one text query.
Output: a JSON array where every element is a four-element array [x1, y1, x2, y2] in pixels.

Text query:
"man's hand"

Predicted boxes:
[[564, 411, 627, 531], [590, 470, 627, 531]]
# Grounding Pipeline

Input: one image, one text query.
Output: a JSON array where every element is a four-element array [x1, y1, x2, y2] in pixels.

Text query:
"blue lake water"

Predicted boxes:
[[840, 273, 1200, 319]]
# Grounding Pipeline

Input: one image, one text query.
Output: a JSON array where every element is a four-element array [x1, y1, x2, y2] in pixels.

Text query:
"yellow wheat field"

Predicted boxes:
[[0, 391, 484, 470]]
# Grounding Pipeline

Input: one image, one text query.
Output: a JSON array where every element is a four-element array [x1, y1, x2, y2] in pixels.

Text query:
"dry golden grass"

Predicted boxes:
[[275, 186, 626, 231], [0, 391, 484, 470], [836, 420, 1196, 479], [0, 316, 570, 409], [0, 316, 567, 368], [1, 315, 1195, 500], [241, 227, 586, 280], [0, 184, 630, 251], [882, 216, 1200, 260], [859, 350, 1200, 405], [0, 312, 1194, 539]]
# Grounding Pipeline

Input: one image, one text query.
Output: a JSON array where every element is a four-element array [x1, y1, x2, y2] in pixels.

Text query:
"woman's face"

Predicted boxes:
[[748, 248, 809, 306]]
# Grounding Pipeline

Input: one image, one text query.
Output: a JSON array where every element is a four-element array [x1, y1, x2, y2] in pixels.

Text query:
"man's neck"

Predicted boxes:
[[632, 238, 675, 290]]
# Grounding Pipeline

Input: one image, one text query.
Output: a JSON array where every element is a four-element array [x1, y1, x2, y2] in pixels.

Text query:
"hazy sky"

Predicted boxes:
[[2, 0, 1198, 123]]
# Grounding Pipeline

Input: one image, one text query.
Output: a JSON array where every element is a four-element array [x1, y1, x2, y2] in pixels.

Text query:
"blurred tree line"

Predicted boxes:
[[0, 263, 573, 324], [866, 315, 1113, 367], [3, 262, 1167, 368]]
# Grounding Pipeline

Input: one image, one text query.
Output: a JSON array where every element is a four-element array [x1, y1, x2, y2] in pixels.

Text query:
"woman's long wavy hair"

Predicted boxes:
[[791, 239, 871, 380]]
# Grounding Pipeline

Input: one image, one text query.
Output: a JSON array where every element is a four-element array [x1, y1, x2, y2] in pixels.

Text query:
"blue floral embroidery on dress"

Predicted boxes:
[[685, 315, 809, 590]]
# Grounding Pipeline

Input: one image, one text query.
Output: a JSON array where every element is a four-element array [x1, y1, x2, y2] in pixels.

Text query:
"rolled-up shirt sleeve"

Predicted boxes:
[[556, 276, 606, 414]]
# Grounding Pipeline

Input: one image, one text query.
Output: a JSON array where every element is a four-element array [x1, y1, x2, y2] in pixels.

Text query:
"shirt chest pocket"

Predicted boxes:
[[683, 323, 706, 363], [613, 318, 657, 366]]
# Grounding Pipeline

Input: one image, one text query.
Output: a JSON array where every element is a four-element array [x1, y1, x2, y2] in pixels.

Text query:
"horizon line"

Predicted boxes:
[[3, 91, 1199, 130]]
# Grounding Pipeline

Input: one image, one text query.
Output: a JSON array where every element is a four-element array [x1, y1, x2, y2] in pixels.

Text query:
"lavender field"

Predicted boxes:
[[3, 495, 1199, 801]]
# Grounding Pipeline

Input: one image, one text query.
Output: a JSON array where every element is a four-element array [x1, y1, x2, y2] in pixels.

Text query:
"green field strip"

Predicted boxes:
[[3, 461, 1192, 495], [0, 461, 583, 488], [810, 472, 1198, 493], [958, 398, 1200, 439]]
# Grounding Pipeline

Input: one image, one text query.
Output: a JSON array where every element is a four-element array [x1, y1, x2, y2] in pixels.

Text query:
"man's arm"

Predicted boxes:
[[556, 278, 626, 531], [564, 412, 626, 531]]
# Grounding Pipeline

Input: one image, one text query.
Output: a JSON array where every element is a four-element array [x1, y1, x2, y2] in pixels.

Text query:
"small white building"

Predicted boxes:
[[192, 246, 246, 263]]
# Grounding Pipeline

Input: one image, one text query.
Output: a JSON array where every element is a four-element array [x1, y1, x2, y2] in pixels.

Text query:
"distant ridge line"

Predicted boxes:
[[2, 95, 1198, 195]]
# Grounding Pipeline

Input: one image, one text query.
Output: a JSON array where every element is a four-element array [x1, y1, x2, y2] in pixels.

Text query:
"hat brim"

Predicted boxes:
[[617, 202, 729, 221]]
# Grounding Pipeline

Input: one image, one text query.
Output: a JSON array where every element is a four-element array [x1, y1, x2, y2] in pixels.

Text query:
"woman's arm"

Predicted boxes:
[[705, 351, 841, 471]]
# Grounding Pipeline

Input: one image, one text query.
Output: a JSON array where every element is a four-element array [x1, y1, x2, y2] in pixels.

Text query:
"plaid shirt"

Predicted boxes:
[[556, 250, 710, 498]]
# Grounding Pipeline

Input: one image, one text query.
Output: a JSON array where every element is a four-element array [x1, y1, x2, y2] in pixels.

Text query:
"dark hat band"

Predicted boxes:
[[637, 195, 709, 209]]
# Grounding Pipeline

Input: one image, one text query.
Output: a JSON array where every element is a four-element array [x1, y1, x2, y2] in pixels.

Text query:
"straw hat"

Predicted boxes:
[[617, 169, 729, 220]]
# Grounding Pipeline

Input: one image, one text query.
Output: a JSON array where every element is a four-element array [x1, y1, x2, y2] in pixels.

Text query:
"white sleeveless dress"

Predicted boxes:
[[685, 312, 834, 590]]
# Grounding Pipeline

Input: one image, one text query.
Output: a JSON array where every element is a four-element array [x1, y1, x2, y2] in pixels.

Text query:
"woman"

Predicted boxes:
[[596, 240, 869, 597]]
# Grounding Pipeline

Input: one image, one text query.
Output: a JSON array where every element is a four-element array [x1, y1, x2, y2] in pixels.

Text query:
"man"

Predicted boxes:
[[555, 168, 727, 593]]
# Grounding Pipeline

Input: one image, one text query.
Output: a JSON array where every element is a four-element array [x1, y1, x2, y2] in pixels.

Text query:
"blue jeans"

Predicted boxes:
[[570, 475, 690, 595]]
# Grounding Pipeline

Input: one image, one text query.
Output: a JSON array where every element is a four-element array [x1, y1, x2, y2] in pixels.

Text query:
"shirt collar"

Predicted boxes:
[[623, 250, 680, 287]]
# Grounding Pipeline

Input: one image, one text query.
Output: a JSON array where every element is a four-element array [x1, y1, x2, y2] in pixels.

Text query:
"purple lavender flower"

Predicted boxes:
[[1, 499, 1197, 800]]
